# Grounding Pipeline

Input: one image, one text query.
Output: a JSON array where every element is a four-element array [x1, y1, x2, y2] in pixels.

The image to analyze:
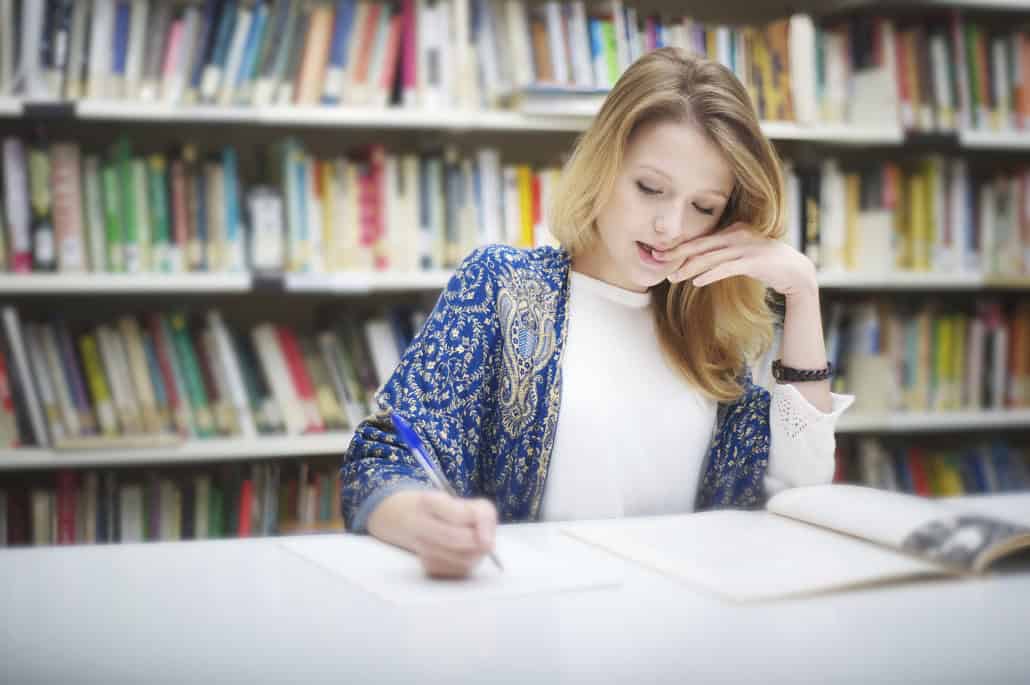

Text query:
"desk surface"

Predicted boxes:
[[3, 494, 1030, 684]]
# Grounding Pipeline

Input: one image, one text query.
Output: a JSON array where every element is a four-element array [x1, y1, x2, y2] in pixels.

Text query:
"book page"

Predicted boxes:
[[766, 484, 947, 548], [767, 485, 1030, 573], [562, 510, 945, 602], [277, 529, 623, 604]]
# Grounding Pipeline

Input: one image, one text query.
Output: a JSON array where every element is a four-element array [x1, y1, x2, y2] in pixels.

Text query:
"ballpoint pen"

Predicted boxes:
[[390, 412, 504, 572]]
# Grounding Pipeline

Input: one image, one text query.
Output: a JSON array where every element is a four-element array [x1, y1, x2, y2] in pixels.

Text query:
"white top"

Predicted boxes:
[[540, 271, 854, 522]]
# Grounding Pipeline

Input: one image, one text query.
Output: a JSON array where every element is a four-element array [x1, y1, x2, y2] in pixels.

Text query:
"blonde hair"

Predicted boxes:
[[549, 47, 785, 402]]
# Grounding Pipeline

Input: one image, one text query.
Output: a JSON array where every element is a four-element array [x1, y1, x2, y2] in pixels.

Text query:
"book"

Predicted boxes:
[[562, 484, 1030, 602]]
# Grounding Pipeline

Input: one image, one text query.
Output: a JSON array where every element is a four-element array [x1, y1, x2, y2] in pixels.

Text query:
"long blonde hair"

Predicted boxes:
[[549, 48, 785, 402]]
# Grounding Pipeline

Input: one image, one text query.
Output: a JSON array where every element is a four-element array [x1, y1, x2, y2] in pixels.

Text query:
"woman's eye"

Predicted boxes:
[[636, 181, 661, 196], [692, 202, 715, 216]]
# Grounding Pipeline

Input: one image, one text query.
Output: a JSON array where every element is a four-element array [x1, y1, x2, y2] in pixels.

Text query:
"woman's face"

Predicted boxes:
[[577, 119, 735, 292]]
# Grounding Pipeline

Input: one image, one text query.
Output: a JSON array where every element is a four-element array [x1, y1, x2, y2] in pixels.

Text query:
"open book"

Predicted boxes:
[[561, 484, 1030, 602]]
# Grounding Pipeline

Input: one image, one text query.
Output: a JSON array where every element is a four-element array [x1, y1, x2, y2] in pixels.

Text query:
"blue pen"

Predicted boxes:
[[390, 412, 504, 572]]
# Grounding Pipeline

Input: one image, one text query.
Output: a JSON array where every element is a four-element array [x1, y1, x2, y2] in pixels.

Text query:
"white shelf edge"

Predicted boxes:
[[0, 271, 1028, 294], [72, 100, 913, 142], [0, 432, 354, 470], [0, 96, 22, 115], [761, 121, 905, 144], [837, 409, 1030, 434], [284, 271, 452, 292], [958, 128, 1030, 149], [0, 273, 252, 293], [818, 271, 983, 289]]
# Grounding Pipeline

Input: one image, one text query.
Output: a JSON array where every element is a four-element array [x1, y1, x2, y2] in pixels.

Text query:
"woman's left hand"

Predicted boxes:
[[656, 222, 818, 298]]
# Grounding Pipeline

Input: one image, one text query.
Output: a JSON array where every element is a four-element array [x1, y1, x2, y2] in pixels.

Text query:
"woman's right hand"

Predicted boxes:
[[367, 489, 498, 579]]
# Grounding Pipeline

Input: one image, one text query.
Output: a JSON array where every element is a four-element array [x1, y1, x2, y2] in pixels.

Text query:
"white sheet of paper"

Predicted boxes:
[[278, 529, 624, 604], [562, 510, 947, 602]]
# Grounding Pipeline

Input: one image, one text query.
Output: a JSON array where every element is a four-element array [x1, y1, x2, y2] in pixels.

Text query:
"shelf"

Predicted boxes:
[[0, 270, 1027, 295], [760, 121, 905, 144], [72, 100, 914, 141], [0, 432, 354, 470], [285, 270, 452, 293], [818, 271, 984, 289], [0, 96, 22, 116], [958, 128, 1030, 149], [837, 409, 1030, 434], [0, 272, 252, 293]]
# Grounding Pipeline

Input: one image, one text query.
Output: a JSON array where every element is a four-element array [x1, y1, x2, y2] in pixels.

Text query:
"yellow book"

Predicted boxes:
[[908, 173, 927, 271], [118, 317, 163, 434], [893, 169, 909, 270], [934, 316, 951, 411], [79, 333, 118, 436], [517, 165, 534, 249], [951, 314, 967, 410], [320, 161, 337, 271], [844, 173, 859, 270], [924, 159, 939, 270], [935, 456, 966, 496]]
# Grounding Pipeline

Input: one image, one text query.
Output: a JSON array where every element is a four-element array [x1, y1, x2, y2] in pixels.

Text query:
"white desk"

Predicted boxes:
[[3, 494, 1030, 684]]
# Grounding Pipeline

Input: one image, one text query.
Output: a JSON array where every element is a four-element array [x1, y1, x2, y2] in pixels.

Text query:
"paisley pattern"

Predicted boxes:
[[341, 244, 770, 532]]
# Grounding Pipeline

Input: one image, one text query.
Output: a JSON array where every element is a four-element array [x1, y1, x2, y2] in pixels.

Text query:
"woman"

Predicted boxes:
[[341, 48, 853, 577]]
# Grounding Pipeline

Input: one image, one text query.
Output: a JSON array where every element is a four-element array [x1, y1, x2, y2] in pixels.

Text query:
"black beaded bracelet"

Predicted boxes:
[[771, 359, 833, 383]]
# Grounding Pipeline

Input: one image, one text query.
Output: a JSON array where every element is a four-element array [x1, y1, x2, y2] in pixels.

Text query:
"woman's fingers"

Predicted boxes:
[[668, 246, 748, 283], [412, 492, 499, 578]]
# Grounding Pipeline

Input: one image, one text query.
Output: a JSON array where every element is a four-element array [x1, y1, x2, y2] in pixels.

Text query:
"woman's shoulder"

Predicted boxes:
[[459, 244, 570, 288]]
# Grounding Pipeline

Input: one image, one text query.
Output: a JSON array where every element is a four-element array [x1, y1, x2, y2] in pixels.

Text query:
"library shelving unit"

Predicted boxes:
[[1, 0, 1029, 546]]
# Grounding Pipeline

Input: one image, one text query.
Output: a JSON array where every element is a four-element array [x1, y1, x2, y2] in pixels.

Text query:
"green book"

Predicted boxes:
[[147, 155, 172, 272], [602, 21, 619, 89], [965, 23, 981, 129], [209, 481, 224, 538], [166, 313, 214, 438], [100, 163, 123, 272], [112, 137, 138, 271], [131, 158, 151, 271]]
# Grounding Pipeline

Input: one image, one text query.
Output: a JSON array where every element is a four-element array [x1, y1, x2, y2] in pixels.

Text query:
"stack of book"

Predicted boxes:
[[0, 304, 428, 448], [3, 1, 1027, 134], [836, 437, 1030, 496], [0, 134, 560, 276], [825, 300, 1030, 414], [0, 458, 345, 546]]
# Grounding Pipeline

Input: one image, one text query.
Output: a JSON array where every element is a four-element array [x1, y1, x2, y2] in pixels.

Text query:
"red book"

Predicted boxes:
[[169, 158, 190, 256], [368, 145, 387, 270], [276, 327, 324, 432], [378, 12, 404, 96], [400, 0, 417, 102], [907, 449, 933, 496], [238, 479, 253, 537], [56, 470, 77, 544], [148, 314, 181, 424]]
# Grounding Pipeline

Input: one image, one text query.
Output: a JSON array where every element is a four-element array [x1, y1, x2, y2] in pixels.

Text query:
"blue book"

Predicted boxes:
[[201, 0, 237, 100], [294, 150, 308, 271], [893, 448, 914, 493], [222, 147, 242, 270], [588, 19, 605, 87], [418, 156, 431, 270], [322, 0, 357, 104], [235, 1, 268, 91], [112, 2, 131, 79], [140, 330, 168, 420], [191, 0, 225, 92]]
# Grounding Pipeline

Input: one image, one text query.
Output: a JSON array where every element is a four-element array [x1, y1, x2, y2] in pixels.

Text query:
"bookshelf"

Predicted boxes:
[[0, 273, 252, 294], [1, 0, 1029, 547], [837, 408, 1030, 434], [0, 432, 352, 470]]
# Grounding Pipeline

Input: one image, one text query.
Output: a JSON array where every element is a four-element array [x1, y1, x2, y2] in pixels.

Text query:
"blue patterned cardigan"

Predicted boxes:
[[341, 244, 771, 531]]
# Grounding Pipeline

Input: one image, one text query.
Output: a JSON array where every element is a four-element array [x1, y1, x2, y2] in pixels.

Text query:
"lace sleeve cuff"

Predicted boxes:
[[764, 383, 855, 496]]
